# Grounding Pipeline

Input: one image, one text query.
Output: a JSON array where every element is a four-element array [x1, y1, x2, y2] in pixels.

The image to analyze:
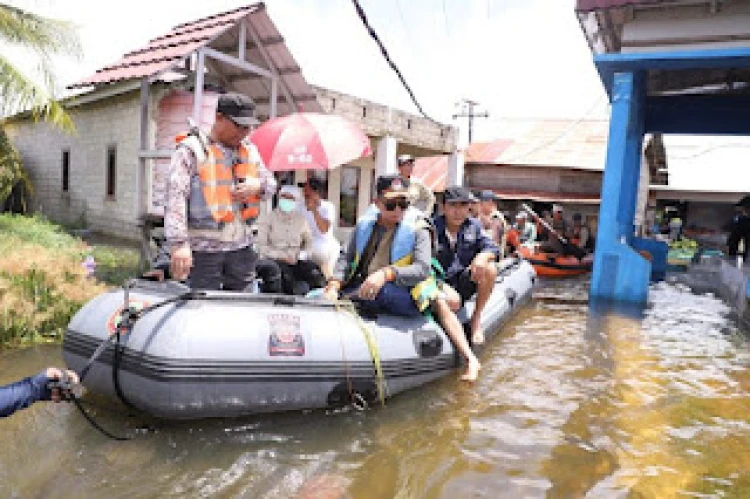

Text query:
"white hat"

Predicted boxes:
[[516, 211, 528, 219], [552, 204, 563, 213], [278, 184, 301, 201]]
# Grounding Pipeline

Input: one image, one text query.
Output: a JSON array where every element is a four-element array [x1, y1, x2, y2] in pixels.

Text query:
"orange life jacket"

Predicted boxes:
[[197, 143, 260, 223], [177, 132, 261, 228]]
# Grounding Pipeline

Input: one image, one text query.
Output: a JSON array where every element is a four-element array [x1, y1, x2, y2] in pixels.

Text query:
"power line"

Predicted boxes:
[[350, 0, 435, 121]]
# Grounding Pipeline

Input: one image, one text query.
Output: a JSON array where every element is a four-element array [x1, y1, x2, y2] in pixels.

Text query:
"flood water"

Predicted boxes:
[[1, 279, 749, 498]]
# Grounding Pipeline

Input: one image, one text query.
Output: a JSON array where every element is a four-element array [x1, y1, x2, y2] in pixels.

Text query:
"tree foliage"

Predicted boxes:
[[0, 3, 81, 206]]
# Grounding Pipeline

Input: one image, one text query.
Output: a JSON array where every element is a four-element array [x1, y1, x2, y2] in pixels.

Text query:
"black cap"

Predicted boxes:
[[573, 213, 582, 221], [397, 154, 415, 166], [217, 92, 259, 126], [376, 175, 409, 198], [477, 190, 497, 201], [443, 186, 474, 203], [299, 177, 326, 194]]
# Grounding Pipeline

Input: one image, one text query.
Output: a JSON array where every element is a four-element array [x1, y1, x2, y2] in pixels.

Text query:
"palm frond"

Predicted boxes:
[[0, 55, 74, 131], [0, 4, 81, 58]]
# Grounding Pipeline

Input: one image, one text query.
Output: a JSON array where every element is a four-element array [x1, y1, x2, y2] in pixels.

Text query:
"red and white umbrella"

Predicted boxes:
[[249, 112, 372, 171]]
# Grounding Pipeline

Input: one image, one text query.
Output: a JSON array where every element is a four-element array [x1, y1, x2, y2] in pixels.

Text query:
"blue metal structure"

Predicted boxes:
[[590, 47, 750, 304]]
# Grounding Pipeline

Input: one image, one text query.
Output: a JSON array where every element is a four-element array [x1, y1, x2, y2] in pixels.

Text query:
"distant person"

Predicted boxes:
[[727, 201, 750, 260], [539, 204, 568, 254], [256, 185, 326, 295], [476, 190, 508, 257], [396, 154, 435, 215], [668, 215, 683, 241], [570, 213, 594, 253], [165, 92, 276, 290], [510, 211, 537, 247], [468, 191, 480, 218], [1, 368, 79, 418], [299, 177, 340, 279], [433, 187, 501, 345]]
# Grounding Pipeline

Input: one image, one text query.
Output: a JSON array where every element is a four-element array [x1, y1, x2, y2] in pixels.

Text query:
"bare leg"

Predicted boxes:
[[470, 263, 497, 345], [434, 299, 481, 381]]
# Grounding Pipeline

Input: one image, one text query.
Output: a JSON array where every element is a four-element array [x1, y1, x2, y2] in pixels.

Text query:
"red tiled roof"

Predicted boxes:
[[575, 0, 666, 11], [68, 4, 261, 88]]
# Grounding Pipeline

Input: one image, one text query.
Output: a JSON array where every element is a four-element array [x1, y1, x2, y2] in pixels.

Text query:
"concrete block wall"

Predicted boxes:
[[6, 91, 142, 239], [313, 86, 457, 153]]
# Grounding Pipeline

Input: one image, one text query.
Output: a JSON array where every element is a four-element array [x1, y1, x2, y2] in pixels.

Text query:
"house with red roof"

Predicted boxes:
[[4, 3, 456, 246]]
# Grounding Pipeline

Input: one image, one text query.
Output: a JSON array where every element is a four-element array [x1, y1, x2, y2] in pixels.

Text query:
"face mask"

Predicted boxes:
[[278, 198, 296, 213]]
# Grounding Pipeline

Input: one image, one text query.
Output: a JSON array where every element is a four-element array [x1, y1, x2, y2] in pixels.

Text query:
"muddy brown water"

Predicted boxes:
[[1, 279, 749, 498]]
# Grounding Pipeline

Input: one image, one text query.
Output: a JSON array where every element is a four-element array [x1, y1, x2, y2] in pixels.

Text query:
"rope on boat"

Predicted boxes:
[[335, 300, 388, 407]]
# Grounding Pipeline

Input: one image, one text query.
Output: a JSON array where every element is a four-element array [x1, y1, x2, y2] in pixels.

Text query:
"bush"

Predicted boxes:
[[0, 214, 109, 348]]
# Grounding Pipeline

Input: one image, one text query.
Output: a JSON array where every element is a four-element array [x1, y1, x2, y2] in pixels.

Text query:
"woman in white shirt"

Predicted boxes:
[[300, 177, 341, 279]]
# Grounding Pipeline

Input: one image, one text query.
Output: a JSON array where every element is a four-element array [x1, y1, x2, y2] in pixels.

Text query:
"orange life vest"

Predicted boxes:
[[176, 131, 261, 228], [197, 143, 260, 223]]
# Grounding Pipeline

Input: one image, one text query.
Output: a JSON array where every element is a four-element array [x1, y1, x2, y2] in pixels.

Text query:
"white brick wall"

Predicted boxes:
[[6, 91, 142, 239]]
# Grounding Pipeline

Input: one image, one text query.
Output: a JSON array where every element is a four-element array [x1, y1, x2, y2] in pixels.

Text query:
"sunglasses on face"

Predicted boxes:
[[447, 202, 471, 208], [382, 198, 410, 211]]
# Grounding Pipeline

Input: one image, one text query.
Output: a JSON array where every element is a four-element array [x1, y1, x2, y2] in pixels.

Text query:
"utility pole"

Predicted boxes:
[[453, 98, 489, 144]]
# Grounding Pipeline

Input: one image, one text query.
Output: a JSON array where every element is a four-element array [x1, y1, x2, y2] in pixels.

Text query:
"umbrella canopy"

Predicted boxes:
[[250, 113, 372, 171]]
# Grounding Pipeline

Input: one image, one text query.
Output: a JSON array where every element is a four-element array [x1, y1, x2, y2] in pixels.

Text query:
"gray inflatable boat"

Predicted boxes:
[[63, 258, 535, 419]]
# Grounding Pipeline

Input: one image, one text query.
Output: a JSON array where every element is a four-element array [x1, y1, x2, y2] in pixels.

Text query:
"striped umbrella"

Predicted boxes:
[[249, 112, 372, 171]]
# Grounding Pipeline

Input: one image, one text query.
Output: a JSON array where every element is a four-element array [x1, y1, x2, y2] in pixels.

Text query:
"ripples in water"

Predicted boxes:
[[1, 279, 749, 498]]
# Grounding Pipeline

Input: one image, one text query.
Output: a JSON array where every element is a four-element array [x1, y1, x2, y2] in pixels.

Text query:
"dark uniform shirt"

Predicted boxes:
[[433, 215, 501, 280]]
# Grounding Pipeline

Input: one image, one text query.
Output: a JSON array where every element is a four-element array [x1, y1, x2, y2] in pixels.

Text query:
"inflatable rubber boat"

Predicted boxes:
[[63, 258, 535, 419], [517, 246, 593, 279]]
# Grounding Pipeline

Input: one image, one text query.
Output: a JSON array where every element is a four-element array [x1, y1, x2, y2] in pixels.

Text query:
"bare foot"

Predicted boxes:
[[470, 317, 484, 345], [459, 358, 481, 382]]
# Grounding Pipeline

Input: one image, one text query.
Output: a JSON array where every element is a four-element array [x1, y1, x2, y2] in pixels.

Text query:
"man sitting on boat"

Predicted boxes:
[[514, 211, 537, 245], [323, 176, 481, 381], [569, 213, 595, 253], [256, 185, 327, 295], [476, 190, 508, 257], [433, 187, 501, 346], [539, 204, 570, 255], [299, 177, 341, 279]]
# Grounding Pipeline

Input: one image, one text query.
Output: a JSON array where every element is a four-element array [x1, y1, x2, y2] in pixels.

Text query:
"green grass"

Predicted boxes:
[[0, 213, 141, 348]]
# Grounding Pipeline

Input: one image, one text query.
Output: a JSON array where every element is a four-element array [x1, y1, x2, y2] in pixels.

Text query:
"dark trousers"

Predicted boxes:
[[255, 258, 283, 293], [727, 217, 750, 258], [191, 246, 257, 291], [276, 260, 327, 295]]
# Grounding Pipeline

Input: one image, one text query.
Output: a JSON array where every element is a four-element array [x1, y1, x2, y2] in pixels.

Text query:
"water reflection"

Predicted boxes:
[[1, 280, 749, 497]]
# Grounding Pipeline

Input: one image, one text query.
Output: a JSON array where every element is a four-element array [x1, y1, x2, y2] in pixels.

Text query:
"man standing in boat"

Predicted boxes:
[[433, 187, 500, 345], [165, 93, 277, 290], [323, 176, 481, 381]]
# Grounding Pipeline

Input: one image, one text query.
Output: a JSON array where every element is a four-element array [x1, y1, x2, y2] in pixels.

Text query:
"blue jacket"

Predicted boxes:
[[0, 372, 51, 417], [433, 215, 501, 280]]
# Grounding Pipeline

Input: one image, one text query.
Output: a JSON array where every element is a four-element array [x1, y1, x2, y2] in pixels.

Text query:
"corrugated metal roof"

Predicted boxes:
[[69, 5, 258, 88], [465, 139, 514, 163], [413, 155, 448, 193], [410, 120, 609, 193], [492, 120, 609, 170], [575, 0, 667, 12]]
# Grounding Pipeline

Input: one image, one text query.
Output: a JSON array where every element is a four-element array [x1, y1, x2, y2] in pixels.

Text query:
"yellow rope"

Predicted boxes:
[[334, 300, 387, 407]]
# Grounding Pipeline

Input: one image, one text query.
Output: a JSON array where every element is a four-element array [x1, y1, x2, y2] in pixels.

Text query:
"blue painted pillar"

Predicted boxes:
[[590, 71, 652, 304]]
